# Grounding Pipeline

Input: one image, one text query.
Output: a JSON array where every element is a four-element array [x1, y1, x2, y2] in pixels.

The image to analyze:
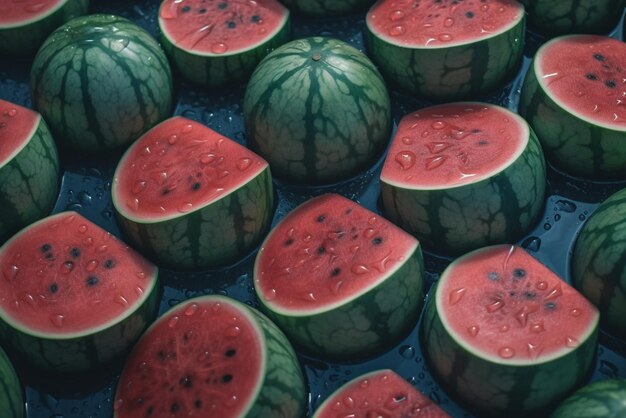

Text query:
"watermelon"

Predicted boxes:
[[279, 0, 375, 17], [380, 102, 546, 256], [421, 244, 599, 417], [0, 345, 23, 418], [550, 379, 626, 418], [312, 369, 450, 417], [0, 99, 60, 245], [243, 36, 391, 185], [112, 116, 274, 270], [0, 0, 88, 56], [365, 0, 525, 100], [571, 187, 626, 340], [253, 193, 424, 360], [158, 0, 290, 88], [521, 0, 626, 37], [0, 211, 160, 372], [113, 295, 306, 418], [519, 35, 626, 179], [30, 14, 173, 153]]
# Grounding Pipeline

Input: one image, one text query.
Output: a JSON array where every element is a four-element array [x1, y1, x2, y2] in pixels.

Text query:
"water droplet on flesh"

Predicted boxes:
[[388, 25, 405, 36], [168, 315, 179, 328], [211, 42, 228, 53], [467, 325, 479, 337], [448, 288, 466, 305], [50, 314, 64, 328], [498, 347, 515, 359], [395, 151, 415, 170], [184, 303, 199, 316]]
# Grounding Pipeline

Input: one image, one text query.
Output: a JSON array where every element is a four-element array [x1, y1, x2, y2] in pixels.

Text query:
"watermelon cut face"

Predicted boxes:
[[159, 0, 290, 87], [0, 211, 160, 372], [254, 193, 424, 360], [0, 0, 89, 56], [0, 99, 60, 245], [550, 379, 626, 418], [421, 245, 599, 417], [114, 295, 306, 418], [279, 0, 376, 17], [112, 116, 274, 270], [30, 14, 173, 153], [520, 35, 626, 179], [381, 102, 546, 255], [313, 369, 450, 417], [365, 0, 525, 100], [0, 346, 23, 418]]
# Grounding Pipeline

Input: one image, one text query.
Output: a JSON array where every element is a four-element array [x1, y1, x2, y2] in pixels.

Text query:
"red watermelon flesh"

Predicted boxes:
[[159, 0, 288, 55], [0, 0, 63, 25], [113, 116, 268, 221], [535, 35, 626, 129], [367, 0, 523, 47], [254, 193, 418, 311], [314, 369, 450, 418], [439, 245, 598, 363], [0, 98, 41, 164], [381, 103, 526, 188], [0, 211, 157, 335], [114, 297, 262, 418]]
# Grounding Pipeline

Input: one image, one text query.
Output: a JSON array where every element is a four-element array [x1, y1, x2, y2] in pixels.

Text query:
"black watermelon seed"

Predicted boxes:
[[317, 246, 325, 254], [488, 272, 499, 281], [372, 237, 383, 245], [331, 267, 341, 277], [586, 73, 598, 81], [161, 188, 171, 196], [45, 252, 54, 260], [181, 5, 190, 12], [191, 182, 201, 191], [86, 276, 98, 286], [147, 406, 154, 416], [70, 247, 80, 258], [227, 21, 236, 28], [104, 259, 115, 269], [524, 291, 536, 299], [40, 243, 51, 252], [222, 374, 233, 383], [466, 11, 474, 18], [225, 349, 236, 357], [509, 291, 516, 297], [50, 283, 58, 293], [171, 402, 179, 413], [594, 53, 605, 61], [195, 399, 202, 409], [606, 80, 617, 88], [284, 238, 294, 246], [218, 2, 227, 8], [478, 140, 488, 146], [157, 351, 167, 362], [180, 376, 192, 388], [251, 15, 260, 23], [513, 268, 526, 278], [198, 8, 206, 13], [316, 214, 326, 223], [546, 302, 556, 310]]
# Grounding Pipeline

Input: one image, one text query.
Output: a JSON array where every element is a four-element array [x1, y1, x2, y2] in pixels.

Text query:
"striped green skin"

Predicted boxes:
[[256, 246, 424, 360], [244, 36, 391, 185], [160, 9, 291, 88], [421, 285, 598, 418], [521, 0, 625, 36], [30, 14, 173, 153], [381, 128, 546, 256], [116, 167, 274, 270], [364, 13, 525, 100], [279, 0, 375, 17], [551, 379, 626, 418], [0, 0, 89, 56], [0, 115, 60, 245], [0, 346, 23, 418], [572, 187, 626, 340], [519, 53, 626, 179]]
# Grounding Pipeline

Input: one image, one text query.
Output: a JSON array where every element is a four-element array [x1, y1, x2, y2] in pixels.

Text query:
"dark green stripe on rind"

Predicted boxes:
[[279, 0, 375, 17], [257, 245, 424, 360], [420, 287, 598, 417], [381, 126, 546, 256], [572, 187, 626, 339], [0, 346, 23, 418], [550, 379, 626, 418], [116, 167, 274, 270], [0, 117, 59, 244], [364, 14, 525, 100]]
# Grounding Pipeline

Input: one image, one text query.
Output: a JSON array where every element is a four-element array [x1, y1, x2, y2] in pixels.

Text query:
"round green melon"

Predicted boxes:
[[0, 345, 23, 418], [279, 0, 376, 17], [243, 36, 391, 185], [550, 379, 626, 418]]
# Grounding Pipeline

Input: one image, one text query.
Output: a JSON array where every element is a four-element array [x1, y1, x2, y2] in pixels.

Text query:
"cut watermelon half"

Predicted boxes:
[[0, 0, 88, 56], [421, 245, 599, 417], [158, 0, 290, 87], [0, 98, 60, 245], [380, 102, 546, 256], [0, 211, 160, 372], [112, 116, 274, 270], [253, 193, 424, 360], [365, 0, 525, 100], [0, 345, 23, 418], [312, 369, 450, 417], [520, 34, 626, 179], [113, 295, 306, 418]]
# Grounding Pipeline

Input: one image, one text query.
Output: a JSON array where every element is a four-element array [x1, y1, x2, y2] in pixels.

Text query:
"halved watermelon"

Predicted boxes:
[[0, 0, 88, 56], [279, 0, 375, 17], [0, 345, 23, 418], [421, 245, 599, 417], [253, 193, 424, 360], [113, 295, 306, 418], [159, 0, 290, 88], [0, 211, 160, 372], [313, 369, 450, 417], [0, 99, 60, 245], [112, 116, 274, 270], [550, 379, 626, 418], [365, 0, 525, 100], [519, 34, 626, 179], [380, 102, 546, 256]]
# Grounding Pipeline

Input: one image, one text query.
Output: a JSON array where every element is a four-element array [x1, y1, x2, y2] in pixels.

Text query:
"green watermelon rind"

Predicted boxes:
[[380, 105, 546, 256], [364, 6, 525, 100], [0, 114, 60, 245], [114, 166, 274, 270], [519, 36, 626, 179], [0, 346, 23, 418], [159, 5, 291, 88], [0, 0, 89, 56], [30, 14, 173, 153], [571, 187, 626, 340], [550, 379, 626, 418], [279, 0, 375, 17], [254, 241, 424, 360]]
